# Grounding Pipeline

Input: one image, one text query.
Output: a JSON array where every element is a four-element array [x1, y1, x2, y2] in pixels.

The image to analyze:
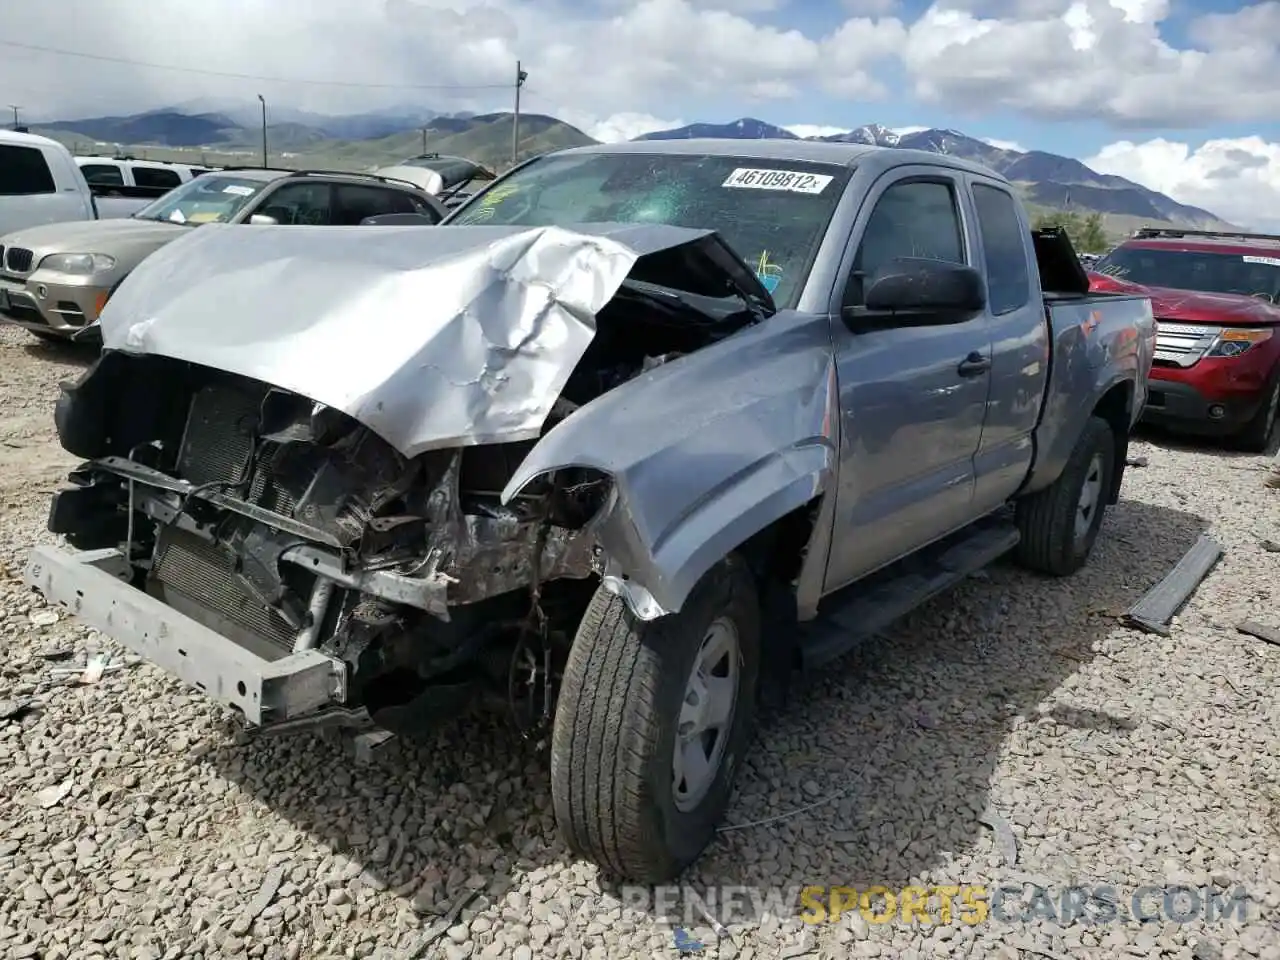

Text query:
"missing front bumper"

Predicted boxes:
[[23, 545, 348, 726]]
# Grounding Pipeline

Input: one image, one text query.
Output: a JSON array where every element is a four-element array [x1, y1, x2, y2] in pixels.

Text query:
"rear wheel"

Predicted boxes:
[[550, 556, 760, 882], [1015, 415, 1116, 576], [1236, 372, 1280, 453]]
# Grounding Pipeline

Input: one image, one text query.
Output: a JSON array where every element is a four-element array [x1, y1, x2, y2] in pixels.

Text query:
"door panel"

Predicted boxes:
[[968, 180, 1048, 514], [824, 173, 992, 591]]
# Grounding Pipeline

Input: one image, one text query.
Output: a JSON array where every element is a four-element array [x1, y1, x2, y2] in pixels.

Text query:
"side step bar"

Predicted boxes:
[[798, 519, 1021, 669]]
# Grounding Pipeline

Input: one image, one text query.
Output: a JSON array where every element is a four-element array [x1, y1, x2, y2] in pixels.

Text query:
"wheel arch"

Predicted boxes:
[[1092, 379, 1134, 504]]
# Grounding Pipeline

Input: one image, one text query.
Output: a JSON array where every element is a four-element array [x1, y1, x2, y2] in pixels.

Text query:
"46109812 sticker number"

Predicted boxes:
[[721, 168, 834, 194]]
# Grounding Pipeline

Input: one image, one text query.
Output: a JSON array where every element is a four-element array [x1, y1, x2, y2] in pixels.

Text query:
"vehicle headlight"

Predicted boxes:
[[39, 253, 116, 275], [1206, 328, 1273, 358]]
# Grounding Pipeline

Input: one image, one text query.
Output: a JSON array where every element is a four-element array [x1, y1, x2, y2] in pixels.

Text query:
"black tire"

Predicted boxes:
[[1015, 415, 1115, 577], [1236, 372, 1280, 453], [550, 556, 760, 883]]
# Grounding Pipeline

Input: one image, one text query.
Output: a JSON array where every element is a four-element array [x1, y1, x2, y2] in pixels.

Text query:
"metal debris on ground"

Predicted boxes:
[[28, 610, 59, 627], [404, 887, 481, 959], [244, 866, 285, 922], [1125, 455, 1149, 467], [717, 782, 855, 833], [1237, 621, 1280, 648], [979, 806, 1019, 866], [1122, 534, 1224, 636], [48, 653, 141, 684]]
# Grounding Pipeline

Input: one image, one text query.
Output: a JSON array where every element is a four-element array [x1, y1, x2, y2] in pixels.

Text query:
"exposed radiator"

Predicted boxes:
[[152, 527, 298, 652], [177, 382, 263, 486]]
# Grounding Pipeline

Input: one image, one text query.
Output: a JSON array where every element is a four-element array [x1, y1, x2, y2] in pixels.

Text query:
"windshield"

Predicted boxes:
[[1096, 245, 1280, 301], [445, 152, 851, 308], [133, 175, 271, 225]]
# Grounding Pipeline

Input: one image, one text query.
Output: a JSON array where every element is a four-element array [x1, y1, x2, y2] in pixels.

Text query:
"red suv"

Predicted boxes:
[[1088, 228, 1280, 451]]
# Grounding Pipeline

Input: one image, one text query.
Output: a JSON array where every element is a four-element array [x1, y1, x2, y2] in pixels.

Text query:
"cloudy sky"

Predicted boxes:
[[4, 0, 1280, 227]]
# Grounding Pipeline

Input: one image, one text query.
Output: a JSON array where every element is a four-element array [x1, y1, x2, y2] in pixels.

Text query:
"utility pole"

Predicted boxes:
[[421, 127, 427, 155], [8, 105, 20, 129], [511, 60, 528, 166], [257, 94, 268, 167]]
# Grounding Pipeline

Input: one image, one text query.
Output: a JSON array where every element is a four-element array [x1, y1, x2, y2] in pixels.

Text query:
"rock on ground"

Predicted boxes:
[[1, 324, 1278, 959]]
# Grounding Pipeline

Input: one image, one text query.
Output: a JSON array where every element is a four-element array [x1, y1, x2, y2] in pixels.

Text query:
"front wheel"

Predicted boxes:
[[1015, 415, 1116, 576], [550, 556, 761, 882]]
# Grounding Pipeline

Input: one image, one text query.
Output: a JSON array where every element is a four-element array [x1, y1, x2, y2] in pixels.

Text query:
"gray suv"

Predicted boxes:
[[0, 168, 448, 342]]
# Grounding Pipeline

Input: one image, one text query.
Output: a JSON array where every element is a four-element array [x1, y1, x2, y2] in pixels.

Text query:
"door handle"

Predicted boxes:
[[957, 352, 991, 377]]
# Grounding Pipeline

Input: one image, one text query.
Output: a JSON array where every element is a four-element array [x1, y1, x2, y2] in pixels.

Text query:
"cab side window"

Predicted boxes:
[[844, 180, 964, 308], [254, 183, 333, 225], [972, 184, 1031, 314], [332, 184, 419, 225]]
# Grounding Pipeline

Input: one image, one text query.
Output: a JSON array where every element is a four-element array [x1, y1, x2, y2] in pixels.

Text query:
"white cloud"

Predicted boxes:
[[2, 0, 885, 124], [4, 0, 1277, 135], [900, 0, 1280, 127], [982, 137, 1026, 151], [587, 112, 685, 142], [785, 124, 847, 139], [1084, 137, 1280, 231]]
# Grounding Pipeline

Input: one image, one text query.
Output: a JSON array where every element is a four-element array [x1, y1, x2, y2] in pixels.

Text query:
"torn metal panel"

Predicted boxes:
[[501, 311, 839, 617], [98, 222, 756, 459]]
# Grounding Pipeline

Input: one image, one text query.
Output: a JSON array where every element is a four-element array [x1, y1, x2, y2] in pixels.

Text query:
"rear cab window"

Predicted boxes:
[[0, 144, 57, 196], [971, 183, 1032, 314]]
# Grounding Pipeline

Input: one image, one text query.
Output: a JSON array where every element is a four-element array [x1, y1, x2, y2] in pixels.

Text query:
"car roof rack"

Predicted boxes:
[[86, 154, 192, 167], [1133, 226, 1280, 244], [215, 166, 425, 191], [283, 169, 420, 188]]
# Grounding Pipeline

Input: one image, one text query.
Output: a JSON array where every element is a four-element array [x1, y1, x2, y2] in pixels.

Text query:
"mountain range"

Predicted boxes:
[[26, 106, 1231, 231]]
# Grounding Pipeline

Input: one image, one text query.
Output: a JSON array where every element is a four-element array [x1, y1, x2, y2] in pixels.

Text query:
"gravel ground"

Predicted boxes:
[[2, 322, 1280, 960]]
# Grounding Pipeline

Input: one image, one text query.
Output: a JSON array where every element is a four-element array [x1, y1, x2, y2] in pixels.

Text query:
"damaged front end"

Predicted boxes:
[[26, 222, 770, 736]]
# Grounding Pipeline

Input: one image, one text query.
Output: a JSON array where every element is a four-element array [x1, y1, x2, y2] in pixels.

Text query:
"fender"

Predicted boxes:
[[1022, 295, 1147, 496], [501, 309, 840, 619]]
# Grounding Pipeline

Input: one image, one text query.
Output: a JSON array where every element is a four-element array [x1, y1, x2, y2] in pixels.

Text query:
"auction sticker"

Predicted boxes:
[[722, 168, 833, 194], [1243, 255, 1280, 267]]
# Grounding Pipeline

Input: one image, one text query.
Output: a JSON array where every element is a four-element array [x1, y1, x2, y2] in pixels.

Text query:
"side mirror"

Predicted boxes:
[[248, 214, 278, 225], [846, 258, 986, 328]]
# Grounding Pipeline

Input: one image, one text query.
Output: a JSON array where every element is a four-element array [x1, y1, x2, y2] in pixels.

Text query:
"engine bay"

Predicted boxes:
[[47, 281, 758, 732]]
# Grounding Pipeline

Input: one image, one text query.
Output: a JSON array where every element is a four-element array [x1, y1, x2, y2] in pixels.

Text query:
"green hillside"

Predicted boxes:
[[35, 112, 595, 176]]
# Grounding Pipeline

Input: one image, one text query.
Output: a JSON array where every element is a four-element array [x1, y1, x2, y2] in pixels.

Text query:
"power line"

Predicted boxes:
[[0, 39, 512, 91]]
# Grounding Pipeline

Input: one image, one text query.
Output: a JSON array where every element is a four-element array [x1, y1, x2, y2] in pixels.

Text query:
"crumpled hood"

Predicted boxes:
[[0, 216, 184, 255], [98, 221, 762, 458], [1087, 270, 1280, 327]]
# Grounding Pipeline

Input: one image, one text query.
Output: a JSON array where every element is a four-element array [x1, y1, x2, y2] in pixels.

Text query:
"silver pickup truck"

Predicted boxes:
[[25, 140, 1155, 883]]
